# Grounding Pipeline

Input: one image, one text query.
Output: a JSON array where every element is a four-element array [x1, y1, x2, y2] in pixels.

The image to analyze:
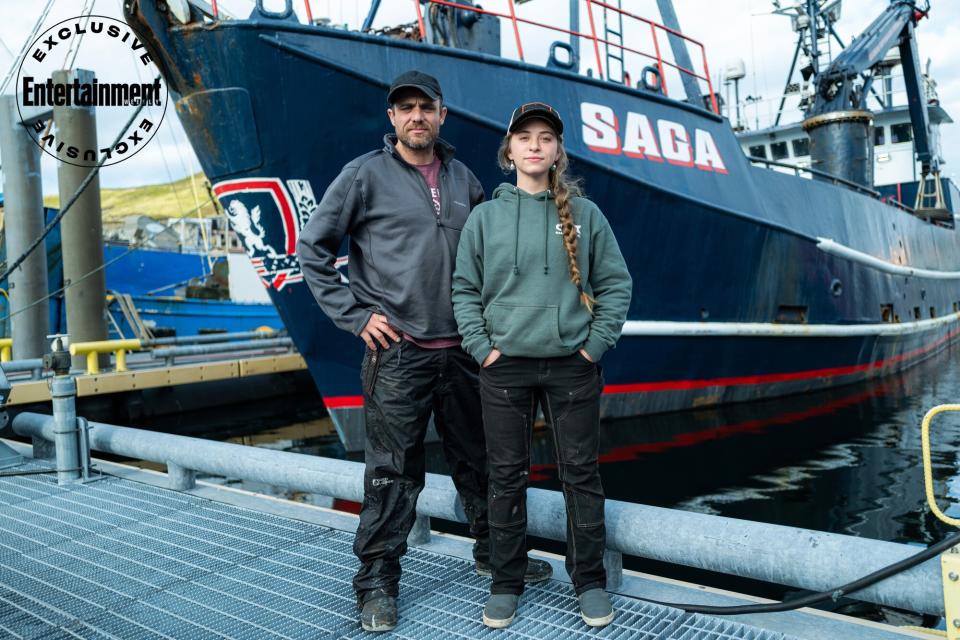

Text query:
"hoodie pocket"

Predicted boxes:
[[486, 303, 565, 353]]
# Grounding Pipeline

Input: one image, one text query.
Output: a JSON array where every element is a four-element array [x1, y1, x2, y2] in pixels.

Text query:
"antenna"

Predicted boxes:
[[724, 59, 746, 130], [768, 0, 845, 125]]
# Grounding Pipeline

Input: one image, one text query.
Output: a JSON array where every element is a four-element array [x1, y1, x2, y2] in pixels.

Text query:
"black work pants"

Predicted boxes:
[[352, 341, 489, 605], [479, 353, 606, 596]]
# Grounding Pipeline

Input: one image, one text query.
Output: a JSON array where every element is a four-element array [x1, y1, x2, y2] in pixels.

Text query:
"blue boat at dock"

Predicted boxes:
[[0, 201, 283, 340], [123, 0, 960, 448]]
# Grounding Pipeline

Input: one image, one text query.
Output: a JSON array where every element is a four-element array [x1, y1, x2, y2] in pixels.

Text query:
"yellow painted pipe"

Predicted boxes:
[[69, 339, 142, 374], [0, 338, 11, 363], [69, 339, 142, 355], [86, 351, 99, 375]]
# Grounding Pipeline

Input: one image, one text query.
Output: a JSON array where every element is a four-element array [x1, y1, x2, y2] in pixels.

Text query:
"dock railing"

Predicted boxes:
[[11, 410, 947, 617], [69, 339, 142, 374], [0, 332, 294, 378]]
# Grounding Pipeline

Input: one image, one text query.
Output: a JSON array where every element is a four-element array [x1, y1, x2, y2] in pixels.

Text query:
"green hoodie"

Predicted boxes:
[[452, 183, 632, 364]]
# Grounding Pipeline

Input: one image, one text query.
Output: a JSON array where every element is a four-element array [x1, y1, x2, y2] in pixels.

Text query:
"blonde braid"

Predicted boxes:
[[550, 144, 594, 313]]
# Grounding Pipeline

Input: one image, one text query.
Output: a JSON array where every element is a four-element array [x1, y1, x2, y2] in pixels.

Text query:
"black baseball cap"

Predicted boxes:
[[388, 70, 442, 104], [507, 101, 564, 135]]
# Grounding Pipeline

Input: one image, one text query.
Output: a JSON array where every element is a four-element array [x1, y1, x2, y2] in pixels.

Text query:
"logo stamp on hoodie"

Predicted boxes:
[[555, 223, 582, 238]]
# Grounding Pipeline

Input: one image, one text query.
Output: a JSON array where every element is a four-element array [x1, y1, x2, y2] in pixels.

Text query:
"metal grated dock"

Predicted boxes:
[[0, 461, 797, 640]]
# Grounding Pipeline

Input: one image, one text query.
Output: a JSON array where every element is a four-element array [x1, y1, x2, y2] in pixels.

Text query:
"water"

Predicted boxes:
[[581, 348, 960, 548]]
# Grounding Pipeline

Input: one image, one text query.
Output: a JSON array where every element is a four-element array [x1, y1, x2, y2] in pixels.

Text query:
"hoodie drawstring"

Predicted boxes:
[[513, 187, 520, 275], [509, 186, 553, 277], [543, 193, 550, 275]]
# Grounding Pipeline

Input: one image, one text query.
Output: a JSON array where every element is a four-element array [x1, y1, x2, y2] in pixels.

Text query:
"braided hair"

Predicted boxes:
[[497, 129, 595, 313]]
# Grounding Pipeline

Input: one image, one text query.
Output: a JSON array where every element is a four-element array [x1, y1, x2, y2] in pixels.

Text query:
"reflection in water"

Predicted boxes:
[[520, 342, 960, 548]]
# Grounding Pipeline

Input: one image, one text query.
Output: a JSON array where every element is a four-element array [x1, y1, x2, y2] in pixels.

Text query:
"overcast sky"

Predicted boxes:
[[0, 0, 956, 203]]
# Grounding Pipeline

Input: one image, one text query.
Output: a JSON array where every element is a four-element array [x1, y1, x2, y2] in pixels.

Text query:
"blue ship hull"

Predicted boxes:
[[106, 292, 281, 338], [125, 3, 960, 447]]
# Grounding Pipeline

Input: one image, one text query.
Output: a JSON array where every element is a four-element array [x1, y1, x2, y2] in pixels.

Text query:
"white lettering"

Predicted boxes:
[[694, 129, 727, 173], [579, 102, 729, 174], [622, 112, 662, 161], [658, 119, 693, 166], [555, 223, 582, 237], [581, 102, 620, 154]]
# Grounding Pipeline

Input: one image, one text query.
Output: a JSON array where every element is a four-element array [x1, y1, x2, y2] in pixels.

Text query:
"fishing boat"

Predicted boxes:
[[124, 0, 959, 450], [728, 1, 958, 215], [0, 199, 282, 340]]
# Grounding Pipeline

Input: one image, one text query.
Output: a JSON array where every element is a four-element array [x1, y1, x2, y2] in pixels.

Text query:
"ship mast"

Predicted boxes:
[[769, 0, 844, 126]]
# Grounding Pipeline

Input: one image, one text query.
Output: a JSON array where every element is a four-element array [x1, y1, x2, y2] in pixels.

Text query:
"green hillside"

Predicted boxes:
[[42, 172, 219, 223]]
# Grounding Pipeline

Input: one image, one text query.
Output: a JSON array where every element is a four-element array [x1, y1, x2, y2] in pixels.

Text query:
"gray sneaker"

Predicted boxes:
[[578, 589, 614, 627], [360, 596, 397, 632], [482, 594, 520, 628], [475, 558, 553, 583]]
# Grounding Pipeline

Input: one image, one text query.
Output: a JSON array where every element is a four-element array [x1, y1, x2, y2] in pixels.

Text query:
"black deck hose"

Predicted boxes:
[[638, 530, 960, 616]]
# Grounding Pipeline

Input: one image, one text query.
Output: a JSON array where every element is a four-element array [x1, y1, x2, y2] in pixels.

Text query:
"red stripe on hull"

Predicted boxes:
[[324, 395, 364, 409], [321, 327, 960, 410], [605, 326, 960, 395]]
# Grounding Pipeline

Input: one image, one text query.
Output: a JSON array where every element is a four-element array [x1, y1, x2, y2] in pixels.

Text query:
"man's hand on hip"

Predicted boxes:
[[361, 313, 402, 350]]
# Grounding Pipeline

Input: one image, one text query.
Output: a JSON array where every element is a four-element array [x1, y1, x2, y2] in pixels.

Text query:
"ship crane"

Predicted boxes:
[[802, 0, 946, 219]]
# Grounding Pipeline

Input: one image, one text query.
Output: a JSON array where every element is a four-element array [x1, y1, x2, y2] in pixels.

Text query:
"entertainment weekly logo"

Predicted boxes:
[[16, 15, 168, 167]]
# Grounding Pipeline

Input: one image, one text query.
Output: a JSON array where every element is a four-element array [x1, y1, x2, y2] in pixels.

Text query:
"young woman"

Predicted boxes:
[[452, 102, 632, 629]]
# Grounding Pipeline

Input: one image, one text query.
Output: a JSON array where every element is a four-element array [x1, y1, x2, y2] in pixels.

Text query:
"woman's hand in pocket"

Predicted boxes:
[[578, 349, 594, 362], [482, 349, 502, 368]]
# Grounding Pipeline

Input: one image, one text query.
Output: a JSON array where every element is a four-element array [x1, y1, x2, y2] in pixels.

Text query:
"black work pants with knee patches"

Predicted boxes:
[[352, 341, 490, 605], [480, 353, 606, 596]]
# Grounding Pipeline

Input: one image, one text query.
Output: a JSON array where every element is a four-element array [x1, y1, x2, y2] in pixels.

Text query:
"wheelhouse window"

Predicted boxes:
[[874, 126, 885, 146], [748, 144, 766, 159], [770, 141, 789, 161], [891, 123, 913, 144], [791, 138, 810, 157]]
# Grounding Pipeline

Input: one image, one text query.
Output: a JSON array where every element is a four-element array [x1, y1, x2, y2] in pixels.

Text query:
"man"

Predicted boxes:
[[297, 70, 552, 633]]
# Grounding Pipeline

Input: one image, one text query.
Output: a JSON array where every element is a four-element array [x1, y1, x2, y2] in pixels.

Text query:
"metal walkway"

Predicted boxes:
[[0, 460, 798, 639]]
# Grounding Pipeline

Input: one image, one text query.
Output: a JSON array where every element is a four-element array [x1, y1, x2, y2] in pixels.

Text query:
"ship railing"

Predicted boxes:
[[747, 155, 883, 198], [879, 195, 915, 215], [747, 155, 957, 225], [197, 0, 718, 113], [411, 0, 719, 114]]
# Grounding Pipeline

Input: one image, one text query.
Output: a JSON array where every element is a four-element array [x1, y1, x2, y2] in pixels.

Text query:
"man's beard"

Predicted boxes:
[[398, 128, 435, 150]]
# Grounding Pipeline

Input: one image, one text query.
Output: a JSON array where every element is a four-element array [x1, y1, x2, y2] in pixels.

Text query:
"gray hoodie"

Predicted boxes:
[[297, 135, 484, 338]]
